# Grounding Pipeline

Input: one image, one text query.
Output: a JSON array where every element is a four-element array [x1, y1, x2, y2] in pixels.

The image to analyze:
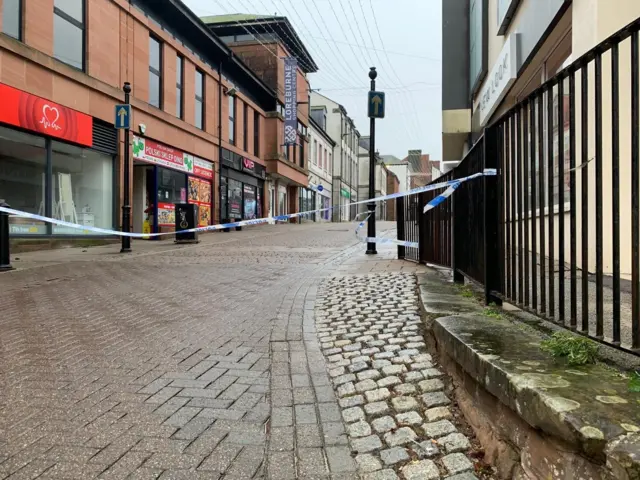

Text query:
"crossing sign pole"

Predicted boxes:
[[119, 83, 133, 253], [366, 68, 384, 255]]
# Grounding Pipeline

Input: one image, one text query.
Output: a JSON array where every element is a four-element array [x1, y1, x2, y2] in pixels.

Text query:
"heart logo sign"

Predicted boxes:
[[40, 104, 62, 131]]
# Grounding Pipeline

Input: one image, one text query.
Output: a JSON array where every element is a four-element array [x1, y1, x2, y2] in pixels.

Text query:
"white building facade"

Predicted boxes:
[[307, 114, 335, 222], [381, 154, 409, 193], [310, 93, 360, 222]]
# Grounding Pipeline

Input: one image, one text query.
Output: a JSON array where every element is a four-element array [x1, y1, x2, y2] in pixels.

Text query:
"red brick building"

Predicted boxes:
[[0, 0, 312, 248]]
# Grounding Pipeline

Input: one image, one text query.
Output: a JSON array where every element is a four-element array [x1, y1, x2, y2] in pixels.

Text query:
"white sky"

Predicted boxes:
[[182, 0, 443, 160]]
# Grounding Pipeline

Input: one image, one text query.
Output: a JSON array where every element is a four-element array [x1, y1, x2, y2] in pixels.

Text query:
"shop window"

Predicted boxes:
[[148, 35, 162, 108], [243, 184, 256, 219], [2, 0, 21, 40], [176, 55, 184, 119], [229, 96, 236, 144], [53, 0, 85, 71], [195, 69, 204, 129], [0, 127, 47, 234], [253, 110, 260, 157], [50, 141, 114, 234], [157, 168, 185, 205], [228, 178, 242, 219]]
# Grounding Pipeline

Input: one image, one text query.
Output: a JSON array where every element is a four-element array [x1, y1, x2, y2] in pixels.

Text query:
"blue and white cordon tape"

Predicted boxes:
[[0, 169, 495, 246], [354, 169, 495, 246]]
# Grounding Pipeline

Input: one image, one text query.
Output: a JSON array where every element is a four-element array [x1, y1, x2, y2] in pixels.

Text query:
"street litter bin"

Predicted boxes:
[[174, 203, 199, 244]]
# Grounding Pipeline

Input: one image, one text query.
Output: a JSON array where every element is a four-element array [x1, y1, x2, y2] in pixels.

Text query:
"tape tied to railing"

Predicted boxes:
[[0, 169, 496, 241]]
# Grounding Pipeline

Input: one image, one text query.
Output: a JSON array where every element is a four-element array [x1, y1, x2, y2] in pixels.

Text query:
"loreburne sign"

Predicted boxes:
[[283, 57, 298, 145], [478, 34, 519, 127], [0, 83, 93, 146]]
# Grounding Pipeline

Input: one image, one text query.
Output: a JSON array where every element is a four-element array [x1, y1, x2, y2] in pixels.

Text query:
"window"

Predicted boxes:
[[469, 0, 488, 94], [0, 127, 47, 234], [328, 152, 332, 174], [299, 140, 305, 168], [148, 35, 162, 108], [157, 168, 185, 205], [324, 149, 328, 172], [53, 0, 85, 70], [176, 55, 184, 119], [243, 103, 248, 151], [314, 141, 319, 166], [2, 0, 21, 40], [228, 95, 236, 144], [253, 111, 260, 157], [51, 141, 114, 234], [195, 69, 204, 129]]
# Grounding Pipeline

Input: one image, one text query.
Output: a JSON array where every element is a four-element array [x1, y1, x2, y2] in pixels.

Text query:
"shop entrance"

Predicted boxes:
[[132, 162, 154, 235]]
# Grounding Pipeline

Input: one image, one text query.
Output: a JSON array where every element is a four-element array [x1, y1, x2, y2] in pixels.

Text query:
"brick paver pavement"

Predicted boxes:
[[0, 223, 394, 480]]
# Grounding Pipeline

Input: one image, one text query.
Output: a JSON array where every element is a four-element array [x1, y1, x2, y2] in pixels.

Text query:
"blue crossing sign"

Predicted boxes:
[[368, 91, 385, 119], [115, 104, 131, 130]]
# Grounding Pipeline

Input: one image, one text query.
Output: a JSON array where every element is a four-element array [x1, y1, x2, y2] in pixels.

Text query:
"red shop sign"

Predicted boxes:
[[243, 158, 255, 170], [0, 83, 93, 146]]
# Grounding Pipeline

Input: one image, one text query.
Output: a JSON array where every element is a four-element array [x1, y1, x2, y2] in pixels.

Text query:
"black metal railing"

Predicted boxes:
[[397, 17, 640, 355]]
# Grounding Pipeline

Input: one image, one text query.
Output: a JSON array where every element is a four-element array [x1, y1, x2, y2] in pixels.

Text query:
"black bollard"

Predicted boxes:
[[0, 201, 14, 272]]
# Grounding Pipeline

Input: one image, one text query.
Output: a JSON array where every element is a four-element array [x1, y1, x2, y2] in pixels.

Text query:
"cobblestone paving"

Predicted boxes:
[[316, 272, 478, 480], [0, 224, 397, 480]]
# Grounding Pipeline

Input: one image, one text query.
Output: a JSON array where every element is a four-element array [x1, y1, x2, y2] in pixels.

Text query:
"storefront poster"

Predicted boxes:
[[157, 203, 175, 226], [132, 136, 213, 179], [0, 83, 93, 147], [228, 179, 243, 218], [188, 176, 212, 227], [243, 185, 257, 220]]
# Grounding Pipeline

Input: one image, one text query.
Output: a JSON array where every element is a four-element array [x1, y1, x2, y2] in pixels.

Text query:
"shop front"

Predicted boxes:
[[298, 187, 316, 222], [131, 136, 214, 236], [220, 149, 265, 223], [0, 83, 118, 237], [308, 176, 331, 222]]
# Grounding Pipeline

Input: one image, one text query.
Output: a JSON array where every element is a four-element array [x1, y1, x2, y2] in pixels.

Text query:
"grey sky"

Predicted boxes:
[[183, 0, 442, 160]]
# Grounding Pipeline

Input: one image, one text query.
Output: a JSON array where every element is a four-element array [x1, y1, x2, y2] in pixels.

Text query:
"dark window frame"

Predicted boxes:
[[176, 54, 184, 119], [469, 0, 489, 96], [243, 103, 248, 152], [229, 95, 236, 145], [53, 0, 86, 71], [253, 110, 260, 157], [2, 0, 23, 41], [148, 34, 163, 109], [195, 69, 205, 129]]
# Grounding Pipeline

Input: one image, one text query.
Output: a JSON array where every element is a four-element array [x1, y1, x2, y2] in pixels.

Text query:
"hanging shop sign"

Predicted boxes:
[[132, 136, 213, 179], [340, 188, 350, 199], [0, 83, 93, 147], [283, 57, 298, 145]]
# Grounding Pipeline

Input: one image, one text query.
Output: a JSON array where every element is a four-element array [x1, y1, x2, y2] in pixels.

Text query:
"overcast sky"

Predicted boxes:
[[182, 0, 442, 160]]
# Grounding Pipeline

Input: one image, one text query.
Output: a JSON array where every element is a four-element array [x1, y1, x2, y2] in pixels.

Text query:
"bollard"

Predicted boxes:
[[0, 201, 14, 272]]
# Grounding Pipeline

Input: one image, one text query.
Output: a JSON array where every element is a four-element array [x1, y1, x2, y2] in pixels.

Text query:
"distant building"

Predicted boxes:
[[310, 93, 360, 221], [381, 155, 409, 193], [405, 150, 441, 189], [307, 114, 335, 222]]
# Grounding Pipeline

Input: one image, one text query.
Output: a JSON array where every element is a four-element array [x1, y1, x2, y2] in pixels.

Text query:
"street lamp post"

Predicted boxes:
[[121, 82, 132, 253], [366, 67, 378, 255]]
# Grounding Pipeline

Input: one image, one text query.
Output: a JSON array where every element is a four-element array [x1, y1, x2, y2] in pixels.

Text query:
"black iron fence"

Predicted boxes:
[[397, 18, 640, 356]]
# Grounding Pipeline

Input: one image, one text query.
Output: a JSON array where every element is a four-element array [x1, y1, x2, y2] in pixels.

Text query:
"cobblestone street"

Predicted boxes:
[[0, 222, 422, 480], [315, 273, 477, 480]]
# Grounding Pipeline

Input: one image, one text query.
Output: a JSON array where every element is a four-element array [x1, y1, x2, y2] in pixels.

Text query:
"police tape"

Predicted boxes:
[[354, 168, 496, 247], [0, 169, 496, 239]]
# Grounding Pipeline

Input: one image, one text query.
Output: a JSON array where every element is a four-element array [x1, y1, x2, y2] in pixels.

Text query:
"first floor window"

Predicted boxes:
[[53, 0, 85, 70], [2, 0, 21, 40]]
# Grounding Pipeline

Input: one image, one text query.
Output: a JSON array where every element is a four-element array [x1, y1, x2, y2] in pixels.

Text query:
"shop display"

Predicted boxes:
[[243, 185, 257, 220], [188, 176, 212, 227], [157, 203, 175, 226], [228, 179, 243, 218]]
